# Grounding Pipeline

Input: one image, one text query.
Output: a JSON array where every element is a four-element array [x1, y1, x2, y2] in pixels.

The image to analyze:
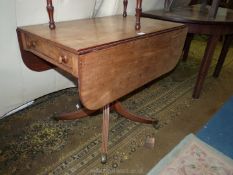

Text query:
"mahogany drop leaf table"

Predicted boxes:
[[17, 14, 187, 163]]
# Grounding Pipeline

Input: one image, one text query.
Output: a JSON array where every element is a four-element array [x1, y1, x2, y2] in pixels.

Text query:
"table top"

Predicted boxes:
[[142, 4, 233, 25], [18, 15, 185, 54]]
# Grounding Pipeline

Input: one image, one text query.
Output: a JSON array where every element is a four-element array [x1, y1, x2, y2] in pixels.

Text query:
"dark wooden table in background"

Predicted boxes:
[[142, 4, 233, 98]]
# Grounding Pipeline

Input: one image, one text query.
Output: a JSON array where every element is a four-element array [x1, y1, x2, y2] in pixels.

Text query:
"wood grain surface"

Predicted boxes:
[[78, 27, 187, 110], [18, 16, 185, 53]]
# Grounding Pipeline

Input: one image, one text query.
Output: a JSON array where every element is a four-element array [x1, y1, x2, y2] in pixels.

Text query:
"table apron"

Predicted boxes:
[[187, 23, 233, 35]]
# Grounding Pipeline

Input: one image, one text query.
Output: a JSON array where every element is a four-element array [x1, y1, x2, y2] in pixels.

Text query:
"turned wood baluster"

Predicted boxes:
[[123, 0, 128, 17], [135, 0, 142, 30], [46, 0, 56, 30], [101, 104, 110, 164]]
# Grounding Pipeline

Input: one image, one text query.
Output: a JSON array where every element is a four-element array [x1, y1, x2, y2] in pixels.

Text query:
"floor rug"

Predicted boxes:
[[197, 96, 233, 159], [0, 39, 233, 175], [147, 134, 233, 175]]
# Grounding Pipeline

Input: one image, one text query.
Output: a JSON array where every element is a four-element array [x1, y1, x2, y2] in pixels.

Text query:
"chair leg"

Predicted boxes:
[[213, 35, 233, 78], [101, 104, 110, 164], [182, 33, 194, 62]]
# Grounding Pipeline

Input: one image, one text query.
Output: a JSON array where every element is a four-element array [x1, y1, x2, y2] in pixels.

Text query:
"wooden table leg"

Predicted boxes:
[[135, 0, 142, 30], [192, 35, 219, 98], [46, 0, 56, 30], [182, 33, 194, 62], [113, 101, 158, 125], [123, 0, 128, 17], [55, 101, 157, 163], [213, 35, 233, 78], [54, 108, 98, 120], [101, 105, 110, 164], [55, 101, 157, 124]]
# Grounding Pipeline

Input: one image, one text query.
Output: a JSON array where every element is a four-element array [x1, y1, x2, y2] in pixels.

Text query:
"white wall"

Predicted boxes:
[[0, 0, 162, 117], [116, 0, 164, 15]]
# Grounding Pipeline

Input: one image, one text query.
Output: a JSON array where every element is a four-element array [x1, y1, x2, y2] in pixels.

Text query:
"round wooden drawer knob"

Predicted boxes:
[[59, 55, 68, 64]]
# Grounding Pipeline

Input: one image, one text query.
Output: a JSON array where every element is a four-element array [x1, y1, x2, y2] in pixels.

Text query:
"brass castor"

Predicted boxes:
[[152, 120, 160, 129], [101, 153, 107, 164]]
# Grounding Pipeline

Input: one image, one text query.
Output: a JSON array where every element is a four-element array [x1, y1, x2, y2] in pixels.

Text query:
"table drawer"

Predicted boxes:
[[23, 33, 78, 76]]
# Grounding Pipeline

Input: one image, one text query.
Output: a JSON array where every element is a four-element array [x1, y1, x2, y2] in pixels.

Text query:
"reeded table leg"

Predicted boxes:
[[101, 105, 110, 164], [193, 35, 219, 98], [47, 0, 56, 30], [213, 35, 233, 78]]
